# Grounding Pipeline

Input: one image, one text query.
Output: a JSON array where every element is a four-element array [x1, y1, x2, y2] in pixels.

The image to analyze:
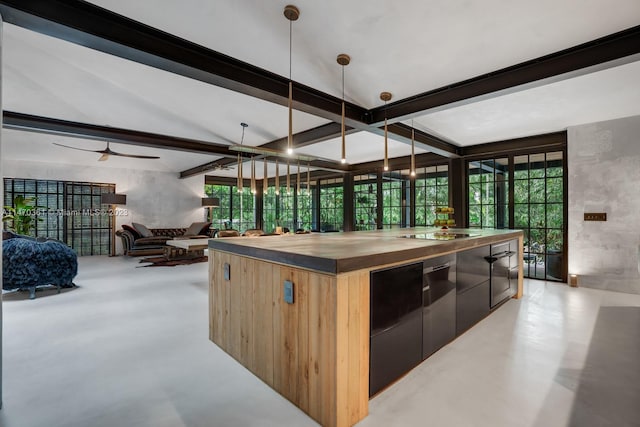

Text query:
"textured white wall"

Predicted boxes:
[[568, 115, 640, 294], [3, 159, 206, 255]]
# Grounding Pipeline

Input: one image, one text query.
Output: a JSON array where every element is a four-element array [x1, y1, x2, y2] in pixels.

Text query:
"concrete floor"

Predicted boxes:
[[1, 256, 639, 427]]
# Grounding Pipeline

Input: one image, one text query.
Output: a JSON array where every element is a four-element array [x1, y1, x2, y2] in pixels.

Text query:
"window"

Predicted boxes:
[[514, 152, 564, 281], [278, 184, 295, 231], [466, 150, 566, 282], [296, 184, 314, 231], [468, 158, 509, 228], [4, 178, 114, 255], [263, 186, 277, 233], [205, 184, 255, 232], [262, 181, 314, 233], [354, 174, 377, 231], [382, 170, 410, 228], [415, 165, 449, 226], [319, 178, 343, 231]]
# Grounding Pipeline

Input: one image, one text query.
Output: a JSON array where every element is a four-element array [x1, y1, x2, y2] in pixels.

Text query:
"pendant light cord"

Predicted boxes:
[[342, 65, 345, 100], [341, 62, 346, 163], [237, 123, 248, 193], [411, 119, 416, 176], [287, 17, 294, 155], [384, 99, 388, 171]]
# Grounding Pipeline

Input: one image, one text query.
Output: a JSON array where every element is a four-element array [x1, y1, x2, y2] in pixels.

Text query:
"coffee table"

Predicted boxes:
[[165, 238, 210, 260]]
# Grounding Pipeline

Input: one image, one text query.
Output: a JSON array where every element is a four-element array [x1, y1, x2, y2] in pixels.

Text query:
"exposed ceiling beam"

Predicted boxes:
[[180, 122, 354, 178], [349, 152, 448, 175], [2, 111, 352, 177], [204, 168, 337, 187], [180, 153, 350, 179], [0, 0, 369, 127], [2, 111, 237, 156], [178, 161, 236, 179], [0, 0, 456, 156], [366, 123, 461, 158], [2, 0, 627, 165], [258, 122, 357, 152], [460, 131, 567, 157], [368, 24, 640, 125]]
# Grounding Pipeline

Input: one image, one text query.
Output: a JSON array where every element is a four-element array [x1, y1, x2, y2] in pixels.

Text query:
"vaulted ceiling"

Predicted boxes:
[[2, 0, 640, 178]]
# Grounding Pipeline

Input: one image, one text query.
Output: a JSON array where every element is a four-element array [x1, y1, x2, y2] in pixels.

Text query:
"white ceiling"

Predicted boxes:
[[411, 59, 640, 145], [2, 129, 217, 173], [84, 0, 640, 107], [2, 0, 640, 175], [2, 24, 329, 144]]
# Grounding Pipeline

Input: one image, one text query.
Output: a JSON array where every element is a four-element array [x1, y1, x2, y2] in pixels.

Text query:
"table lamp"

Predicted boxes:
[[201, 197, 220, 222]]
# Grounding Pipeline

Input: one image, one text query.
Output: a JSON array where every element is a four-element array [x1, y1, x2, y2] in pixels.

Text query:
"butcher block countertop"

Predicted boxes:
[[208, 227, 523, 274]]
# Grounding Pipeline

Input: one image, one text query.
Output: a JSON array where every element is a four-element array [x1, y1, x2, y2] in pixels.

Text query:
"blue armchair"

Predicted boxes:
[[2, 234, 78, 299]]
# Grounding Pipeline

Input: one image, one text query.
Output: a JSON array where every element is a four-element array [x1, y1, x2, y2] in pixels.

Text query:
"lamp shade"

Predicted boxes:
[[201, 197, 220, 207], [101, 193, 127, 205]]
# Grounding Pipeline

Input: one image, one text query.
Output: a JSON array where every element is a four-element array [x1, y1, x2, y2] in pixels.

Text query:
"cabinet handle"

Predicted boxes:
[[485, 251, 515, 263], [424, 263, 450, 273]]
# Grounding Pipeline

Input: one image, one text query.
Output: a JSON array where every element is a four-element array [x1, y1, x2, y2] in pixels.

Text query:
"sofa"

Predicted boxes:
[[2, 231, 78, 299], [116, 222, 212, 256]]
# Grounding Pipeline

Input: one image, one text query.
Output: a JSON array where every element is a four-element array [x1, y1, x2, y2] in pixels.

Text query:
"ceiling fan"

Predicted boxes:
[[207, 161, 234, 171], [53, 142, 160, 161]]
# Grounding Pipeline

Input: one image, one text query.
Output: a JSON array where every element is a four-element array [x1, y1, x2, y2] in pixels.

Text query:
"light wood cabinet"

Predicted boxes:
[[209, 253, 369, 427]]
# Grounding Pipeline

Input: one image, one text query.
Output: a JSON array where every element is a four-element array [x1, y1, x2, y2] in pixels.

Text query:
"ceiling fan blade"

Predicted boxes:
[[211, 163, 232, 170], [54, 142, 160, 160], [53, 142, 102, 153], [109, 152, 161, 159], [96, 142, 160, 158]]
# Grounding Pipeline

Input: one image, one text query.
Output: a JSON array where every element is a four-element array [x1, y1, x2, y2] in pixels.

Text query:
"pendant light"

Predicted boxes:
[[306, 162, 311, 194], [296, 160, 301, 195], [410, 120, 416, 177], [237, 122, 248, 193], [275, 159, 280, 195], [284, 5, 299, 156], [380, 92, 392, 172], [251, 157, 256, 195], [286, 159, 291, 195], [237, 153, 243, 192], [263, 158, 268, 194], [337, 54, 350, 164]]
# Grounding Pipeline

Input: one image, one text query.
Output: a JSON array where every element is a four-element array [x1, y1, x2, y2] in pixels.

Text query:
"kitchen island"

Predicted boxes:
[[208, 227, 523, 427]]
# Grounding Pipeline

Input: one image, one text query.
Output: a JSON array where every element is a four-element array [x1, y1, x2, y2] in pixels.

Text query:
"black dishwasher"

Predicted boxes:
[[422, 254, 456, 359], [370, 262, 423, 396], [456, 245, 491, 335]]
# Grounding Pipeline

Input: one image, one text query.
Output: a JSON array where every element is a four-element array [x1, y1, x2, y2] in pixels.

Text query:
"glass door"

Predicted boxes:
[[467, 150, 566, 282], [513, 151, 565, 281]]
